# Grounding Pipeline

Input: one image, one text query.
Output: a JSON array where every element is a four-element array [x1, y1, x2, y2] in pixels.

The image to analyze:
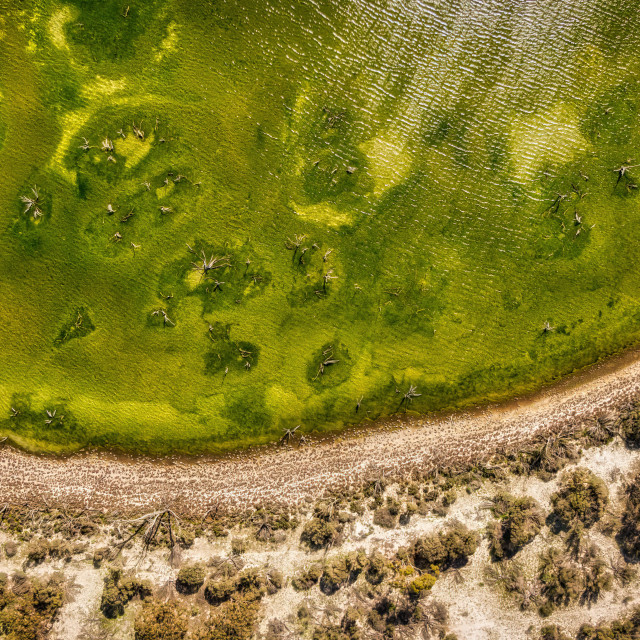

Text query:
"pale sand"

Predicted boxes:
[[2, 349, 640, 514]]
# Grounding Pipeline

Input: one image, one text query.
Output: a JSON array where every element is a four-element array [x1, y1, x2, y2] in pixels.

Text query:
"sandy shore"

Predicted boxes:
[[2, 350, 640, 515]]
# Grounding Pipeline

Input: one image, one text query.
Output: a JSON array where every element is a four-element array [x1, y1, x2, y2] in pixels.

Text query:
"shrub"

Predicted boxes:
[[617, 472, 640, 560], [4, 541, 17, 558], [177, 528, 196, 548], [231, 537, 247, 555], [581, 545, 613, 604], [266, 569, 283, 594], [373, 507, 397, 529], [25, 539, 49, 565], [100, 569, 151, 618], [412, 525, 479, 570], [319, 550, 368, 595], [92, 546, 111, 568], [176, 564, 205, 595], [200, 593, 262, 640], [538, 548, 583, 616], [489, 493, 544, 559], [407, 571, 437, 597], [618, 402, 640, 447], [577, 606, 640, 639], [540, 625, 572, 640], [366, 551, 389, 585], [442, 489, 457, 507], [0, 573, 65, 640], [301, 517, 340, 549], [292, 564, 322, 591], [205, 575, 237, 604], [205, 568, 265, 605], [486, 561, 536, 610], [134, 600, 188, 640], [551, 468, 609, 529]]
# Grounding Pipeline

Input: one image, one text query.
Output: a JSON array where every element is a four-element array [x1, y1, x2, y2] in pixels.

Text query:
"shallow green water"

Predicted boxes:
[[1, 0, 640, 454]]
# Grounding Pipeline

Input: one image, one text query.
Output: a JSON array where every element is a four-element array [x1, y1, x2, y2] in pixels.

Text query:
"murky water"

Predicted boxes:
[[1, 0, 640, 454]]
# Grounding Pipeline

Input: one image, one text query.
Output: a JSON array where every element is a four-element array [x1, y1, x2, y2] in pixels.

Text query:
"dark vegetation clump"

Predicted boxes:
[[310, 607, 362, 640], [24, 537, 86, 565], [519, 430, 581, 477], [0, 571, 65, 640], [54, 306, 95, 346], [540, 625, 572, 640], [365, 551, 389, 585], [617, 472, 640, 560], [538, 548, 584, 616], [175, 563, 205, 594], [489, 492, 544, 559], [577, 607, 640, 639], [486, 560, 538, 611], [100, 568, 152, 618], [373, 506, 397, 529], [199, 593, 263, 640], [291, 564, 322, 591], [199, 568, 269, 640], [204, 568, 265, 606], [319, 550, 368, 594], [134, 599, 189, 640], [537, 545, 613, 617], [550, 468, 609, 530], [411, 524, 479, 570], [618, 401, 640, 448], [300, 502, 346, 549], [253, 508, 298, 542]]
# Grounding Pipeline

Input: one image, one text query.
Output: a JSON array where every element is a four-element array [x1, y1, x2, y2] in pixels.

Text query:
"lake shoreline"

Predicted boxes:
[[2, 344, 640, 514]]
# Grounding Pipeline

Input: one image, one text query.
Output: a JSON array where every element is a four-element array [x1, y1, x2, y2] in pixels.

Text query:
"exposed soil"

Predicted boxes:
[[2, 348, 640, 514]]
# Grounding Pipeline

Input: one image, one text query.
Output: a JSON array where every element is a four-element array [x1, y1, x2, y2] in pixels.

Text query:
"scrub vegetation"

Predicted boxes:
[[0, 413, 639, 639], [2, 0, 640, 454]]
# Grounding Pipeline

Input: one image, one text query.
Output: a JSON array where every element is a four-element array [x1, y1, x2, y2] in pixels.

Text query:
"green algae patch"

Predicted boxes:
[[2, 0, 640, 455]]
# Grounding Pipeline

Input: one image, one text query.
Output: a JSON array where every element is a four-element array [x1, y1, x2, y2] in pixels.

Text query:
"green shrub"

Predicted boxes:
[[618, 402, 640, 448], [25, 539, 49, 565], [0, 573, 65, 640], [412, 525, 479, 570], [100, 569, 151, 618], [231, 537, 247, 555], [617, 472, 640, 560], [92, 546, 111, 568], [300, 517, 341, 549], [292, 564, 322, 591], [540, 625, 572, 640], [373, 507, 397, 529], [442, 489, 457, 507], [538, 548, 583, 616], [489, 493, 544, 559], [205, 576, 237, 604], [319, 550, 368, 594], [366, 551, 389, 585], [204, 568, 265, 605], [551, 468, 609, 529], [577, 606, 640, 639], [581, 545, 613, 604], [407, 571, 437, 597], [175, 564, 205, 594], [266, 569, 283, 594], [134, 600, 188, 640], [200, 592, 262, 640]]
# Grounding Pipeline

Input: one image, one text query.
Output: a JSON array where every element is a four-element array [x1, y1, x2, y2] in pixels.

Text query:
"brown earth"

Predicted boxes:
[[2, 348, 640, 515]]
